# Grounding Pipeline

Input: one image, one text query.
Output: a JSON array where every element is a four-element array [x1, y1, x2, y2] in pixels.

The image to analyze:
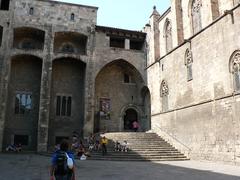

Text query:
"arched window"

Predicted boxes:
[[160, 80, 169, 112], [230, 51, 240, 91], [165, 19, 172, 53], [71, 13, 75, 21], [191, 0, 202, 34], [185, 48, 193, 81], [29, 7, 34, 15]]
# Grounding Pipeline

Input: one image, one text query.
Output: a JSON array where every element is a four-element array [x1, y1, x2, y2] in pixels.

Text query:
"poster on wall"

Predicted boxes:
[[99, 98, 111, 119]]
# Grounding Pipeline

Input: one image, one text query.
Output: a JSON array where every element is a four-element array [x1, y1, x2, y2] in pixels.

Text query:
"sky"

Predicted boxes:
[[57, 0, 170, 30]]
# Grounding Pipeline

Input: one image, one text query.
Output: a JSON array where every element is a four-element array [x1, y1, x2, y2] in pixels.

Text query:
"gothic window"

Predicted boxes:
[[71, 13, 75, 21], [185, 48, 193, 81], [165, 20, 172, 53], [29, 7, 34, 15], [15, 93, 32, 114], [230, 51, 240, 91], [191, 0, 202, 34], [0, 26, 3, 47], [56, 95, 72, 117], [160, 80, 169, 112]]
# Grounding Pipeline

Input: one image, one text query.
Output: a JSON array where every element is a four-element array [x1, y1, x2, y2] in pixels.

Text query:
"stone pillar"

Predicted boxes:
[[125, 39, 130, 50], [37, 27, 53, 152], [83, 30, 96, 137], [0, 21, 12, 151]]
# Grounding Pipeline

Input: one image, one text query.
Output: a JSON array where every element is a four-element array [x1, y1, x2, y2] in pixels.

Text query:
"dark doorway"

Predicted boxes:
[[124, 108, 138, 130]]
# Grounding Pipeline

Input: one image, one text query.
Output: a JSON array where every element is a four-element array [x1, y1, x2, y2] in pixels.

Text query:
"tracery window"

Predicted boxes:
[[185, 48, 193, 81], [230, 51, 240, 91], [165, 20, 172, 53], [160, 80, 169, 112], [191, 0, 202, 34]]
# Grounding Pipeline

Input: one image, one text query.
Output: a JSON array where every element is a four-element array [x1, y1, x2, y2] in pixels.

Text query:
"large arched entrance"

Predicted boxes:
[[94, 59, 147, 132], [124, 108, 138, 131]]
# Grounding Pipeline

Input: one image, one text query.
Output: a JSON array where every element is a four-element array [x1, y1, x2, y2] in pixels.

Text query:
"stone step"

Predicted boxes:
[[87, 156, 189, 161], [84, 132, 189, 162], [90, 153, 184, 156]]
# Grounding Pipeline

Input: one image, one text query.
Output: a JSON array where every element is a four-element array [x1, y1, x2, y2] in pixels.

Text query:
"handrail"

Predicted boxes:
[[153, 124, 192, 151]]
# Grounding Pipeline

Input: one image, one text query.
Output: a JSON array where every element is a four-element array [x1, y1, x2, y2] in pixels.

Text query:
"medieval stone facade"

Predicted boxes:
[[0, 0, 150, 152], [146, 0, 240, 164]]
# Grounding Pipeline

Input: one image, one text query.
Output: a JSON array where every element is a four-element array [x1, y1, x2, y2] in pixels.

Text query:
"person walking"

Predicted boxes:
[[50, 140, 76, 180], [100, 136, 108, 156]]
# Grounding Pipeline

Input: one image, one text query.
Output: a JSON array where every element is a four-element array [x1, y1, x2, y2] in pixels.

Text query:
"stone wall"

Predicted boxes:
[[147, 1, 240, 164]]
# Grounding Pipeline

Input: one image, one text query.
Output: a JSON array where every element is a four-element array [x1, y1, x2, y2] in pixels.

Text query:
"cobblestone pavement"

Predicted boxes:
[[0, 153, 240, 180]]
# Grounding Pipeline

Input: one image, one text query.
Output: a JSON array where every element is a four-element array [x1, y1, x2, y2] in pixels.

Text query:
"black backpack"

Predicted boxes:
[[55, 151, 70, 176]]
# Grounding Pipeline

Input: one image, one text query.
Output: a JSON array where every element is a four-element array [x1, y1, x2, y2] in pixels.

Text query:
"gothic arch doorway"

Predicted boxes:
[[124, 108, 138, 131]]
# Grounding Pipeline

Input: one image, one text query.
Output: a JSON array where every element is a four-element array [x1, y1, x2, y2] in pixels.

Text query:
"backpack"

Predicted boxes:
[[55, 151, 71, 176]]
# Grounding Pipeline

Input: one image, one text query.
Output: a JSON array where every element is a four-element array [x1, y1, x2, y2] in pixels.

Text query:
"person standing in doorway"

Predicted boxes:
[[132, 120, 140, 132], [100, 136, 108, 156]]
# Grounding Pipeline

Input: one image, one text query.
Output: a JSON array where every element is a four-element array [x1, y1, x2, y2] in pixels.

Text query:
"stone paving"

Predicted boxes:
[[0, 153, 240, 180]]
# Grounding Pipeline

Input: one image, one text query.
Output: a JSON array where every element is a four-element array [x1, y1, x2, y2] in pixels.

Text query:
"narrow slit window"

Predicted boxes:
[[0, 26, 3, 47], [124, 73, 130, 83], [29, 7, 34, 15], [56, 96, 61, 116], [56, 95, 72, 117], [67, 97, 72, 116], [71, 13, 75, 21], [61, 96, 66, 116]]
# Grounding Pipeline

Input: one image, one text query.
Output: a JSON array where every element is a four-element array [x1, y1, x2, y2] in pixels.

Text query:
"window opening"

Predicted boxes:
[[71, 13, 75, 21], [56, 95, 72, 117], [14, 135, 29, 146], [0, 26, 2, 47], [29, 7, 34, 15], [124, 73, 130, 83], [110, 37, 125, 48], [15, 93, 32, 114], [0, 0, 10, 10]]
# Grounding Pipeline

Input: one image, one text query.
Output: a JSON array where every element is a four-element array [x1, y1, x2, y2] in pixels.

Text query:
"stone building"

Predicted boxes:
[[145, 0, 240, 164], [1, 0, 239, 165], [0, 0, 150, 152]]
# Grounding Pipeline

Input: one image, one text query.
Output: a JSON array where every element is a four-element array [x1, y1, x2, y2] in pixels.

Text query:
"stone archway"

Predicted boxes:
[[48, 57, 86, 148], [124, 108, 138, 131], [3, 54, 42, 151], [94, 59, 145, 132]]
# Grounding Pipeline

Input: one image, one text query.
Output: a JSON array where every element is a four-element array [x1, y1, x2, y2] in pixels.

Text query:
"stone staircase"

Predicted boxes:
[[88, 132, 189, 161]]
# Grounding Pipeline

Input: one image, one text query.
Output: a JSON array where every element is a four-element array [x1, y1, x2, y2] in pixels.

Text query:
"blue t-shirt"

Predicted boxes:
[[51, 150, 75, 166]]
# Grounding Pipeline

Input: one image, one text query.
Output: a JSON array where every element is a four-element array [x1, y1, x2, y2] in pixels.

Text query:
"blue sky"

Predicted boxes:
[[57, 0, 170, 30]]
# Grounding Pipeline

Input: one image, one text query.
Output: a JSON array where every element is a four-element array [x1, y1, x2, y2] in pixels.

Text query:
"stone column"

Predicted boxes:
[[83, 30, 96, 137], [37, 26, 53, 152], [125, 39, 130, 50], [0, 22, 13, 151]]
